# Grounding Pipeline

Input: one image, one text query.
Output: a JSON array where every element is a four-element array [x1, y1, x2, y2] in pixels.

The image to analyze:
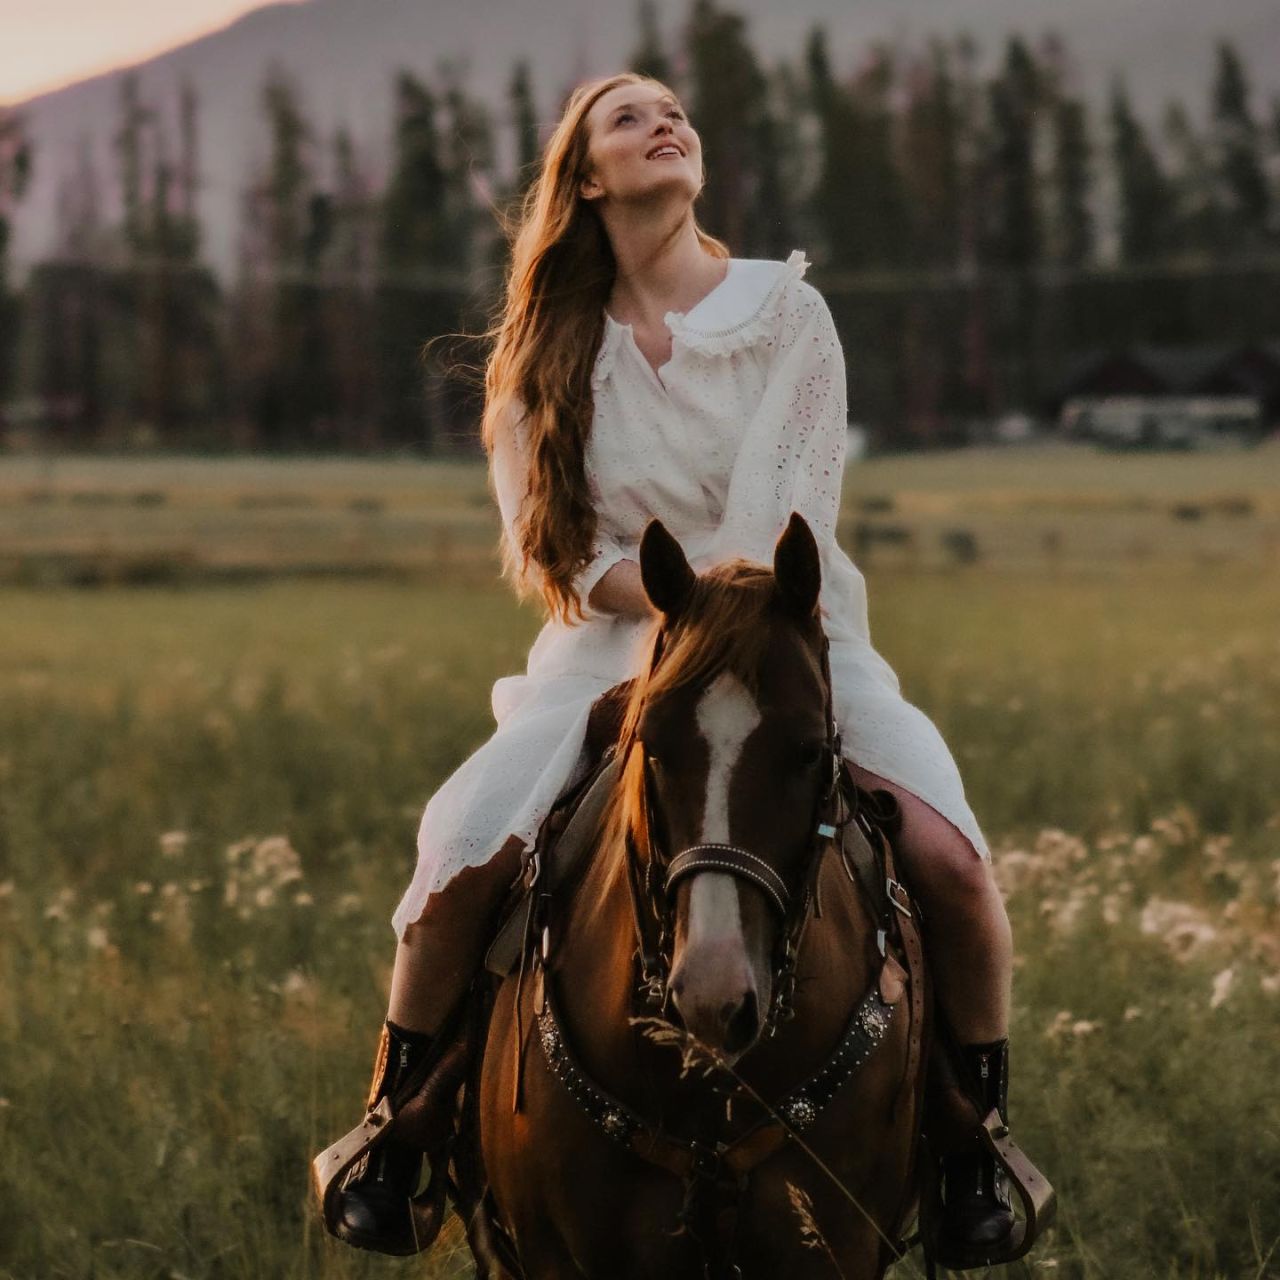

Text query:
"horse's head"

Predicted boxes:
[[617, 512, 842, 1063]]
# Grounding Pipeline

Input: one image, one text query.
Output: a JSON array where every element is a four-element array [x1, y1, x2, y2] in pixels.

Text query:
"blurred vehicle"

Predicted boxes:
[[993, 411, 1039, 443], [1059, 394, 1265, 450], [845, 420, 869, 464]]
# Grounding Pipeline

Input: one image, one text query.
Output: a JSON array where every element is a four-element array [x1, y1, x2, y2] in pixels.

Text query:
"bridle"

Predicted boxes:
[[622, 620, 848, 1034]]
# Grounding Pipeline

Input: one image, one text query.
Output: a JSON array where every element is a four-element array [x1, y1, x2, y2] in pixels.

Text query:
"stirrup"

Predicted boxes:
[[920, 1109, 1057, 1271], [312, 1014, 470, 1254], [311, 1097, 450, 1254]]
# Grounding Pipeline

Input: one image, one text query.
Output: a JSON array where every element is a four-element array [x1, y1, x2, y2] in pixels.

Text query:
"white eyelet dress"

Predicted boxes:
[[390, 249, 989, 940]]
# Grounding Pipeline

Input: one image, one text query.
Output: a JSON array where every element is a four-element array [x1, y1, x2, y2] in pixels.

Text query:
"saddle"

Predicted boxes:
[[484, 679, 635, 978]]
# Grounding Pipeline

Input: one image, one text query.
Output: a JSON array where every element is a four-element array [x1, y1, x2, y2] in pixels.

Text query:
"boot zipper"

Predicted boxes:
[[977, 1051, 990, 1195], [373, 1041, 413, 1185]]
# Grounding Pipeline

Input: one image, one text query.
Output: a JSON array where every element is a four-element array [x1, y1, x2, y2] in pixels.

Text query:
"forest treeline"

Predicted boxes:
[[1, 0, 1278, 452]]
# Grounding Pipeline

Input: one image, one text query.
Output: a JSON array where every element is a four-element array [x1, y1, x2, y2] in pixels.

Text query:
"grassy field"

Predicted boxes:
[[2, 441, 1278, 582], [1, 448, 1278, 1278]]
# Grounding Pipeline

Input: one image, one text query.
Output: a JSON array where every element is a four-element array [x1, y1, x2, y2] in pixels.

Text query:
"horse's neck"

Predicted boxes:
[[551, 822, 648, 1074]]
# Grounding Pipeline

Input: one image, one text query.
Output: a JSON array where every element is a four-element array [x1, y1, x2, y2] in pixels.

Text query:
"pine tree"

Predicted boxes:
[[684, 0, 774, 253], [0, 109, 33, 412], [983, 35, 1042, 270], [1049, 97, 1093, 267], [631, 0, 673, 84], [899, 37, 964, 268], [376, 69, 463, 449], [380, 73, 448, 272], [509, 60, 540, 200], [113, 74, 153, 259], [235, 63, 332, 445], [1163, 99, 1223, 256], [1110, 76, 1173, 262], [804, 27, 866, 269], [1038, 36, 1094, 269], [439, 67, 496, 278], [1209, 40, 1270, 251]]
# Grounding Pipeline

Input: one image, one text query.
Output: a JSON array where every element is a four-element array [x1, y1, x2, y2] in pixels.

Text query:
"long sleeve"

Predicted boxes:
[[491, 399, 630, 620], [696, 277, 868, 638], [702, 277, 844, 563]]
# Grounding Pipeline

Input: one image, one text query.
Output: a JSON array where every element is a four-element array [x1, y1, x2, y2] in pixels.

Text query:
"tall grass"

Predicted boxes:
[[1, 568, 1276, 1278]]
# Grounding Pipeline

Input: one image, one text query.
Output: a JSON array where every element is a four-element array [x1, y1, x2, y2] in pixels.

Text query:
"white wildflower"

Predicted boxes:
[[1209, 967, 1235, 1010], [43, 886, 76, 922], [159, 831, 189, 860], [1139, 897, 1219, 961]]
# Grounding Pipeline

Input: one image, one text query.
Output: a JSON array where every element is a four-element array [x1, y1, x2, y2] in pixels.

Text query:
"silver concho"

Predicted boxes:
[[602, 1109, 630, 1140], [539, 1019, 561, 1057], [858, 1000, 889, 1037], [782, 1095, 818, 1131]]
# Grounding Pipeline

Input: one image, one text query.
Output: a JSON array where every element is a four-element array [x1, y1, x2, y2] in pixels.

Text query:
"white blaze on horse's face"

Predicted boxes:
[[669, 669, 766, 1057]]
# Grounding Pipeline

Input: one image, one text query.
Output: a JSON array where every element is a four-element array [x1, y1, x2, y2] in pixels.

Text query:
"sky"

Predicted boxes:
[[0, 0, 305, 105]]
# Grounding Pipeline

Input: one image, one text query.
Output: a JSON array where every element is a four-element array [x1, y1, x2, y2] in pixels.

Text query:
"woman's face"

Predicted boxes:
[[579, 83, 702, 206]]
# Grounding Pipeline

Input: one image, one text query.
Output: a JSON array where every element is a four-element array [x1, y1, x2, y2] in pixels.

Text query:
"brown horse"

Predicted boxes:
[[457, 511, 930, 1280]]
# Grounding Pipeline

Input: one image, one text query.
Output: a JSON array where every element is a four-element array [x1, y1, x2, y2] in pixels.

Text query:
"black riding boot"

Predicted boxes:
[[937, 1037, 1016, 1261], [333, 1019, 439, 1254]]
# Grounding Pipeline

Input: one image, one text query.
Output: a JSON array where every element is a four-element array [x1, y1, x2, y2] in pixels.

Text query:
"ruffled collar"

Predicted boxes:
[[593, 248, 810, 389]]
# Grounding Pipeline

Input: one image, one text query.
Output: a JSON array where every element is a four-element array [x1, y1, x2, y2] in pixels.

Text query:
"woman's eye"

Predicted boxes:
[[616, 109, 683, 124]]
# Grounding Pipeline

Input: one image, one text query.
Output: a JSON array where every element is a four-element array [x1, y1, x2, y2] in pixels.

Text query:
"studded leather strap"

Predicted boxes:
[[664, 844, 790, 918]]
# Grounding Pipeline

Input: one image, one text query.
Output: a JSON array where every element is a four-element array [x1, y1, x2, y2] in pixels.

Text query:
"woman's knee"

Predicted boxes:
[[845, 762, 992, 914]]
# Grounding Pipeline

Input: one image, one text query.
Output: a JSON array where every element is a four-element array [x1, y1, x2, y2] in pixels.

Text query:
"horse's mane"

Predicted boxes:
[[591, 559, 785, 906]]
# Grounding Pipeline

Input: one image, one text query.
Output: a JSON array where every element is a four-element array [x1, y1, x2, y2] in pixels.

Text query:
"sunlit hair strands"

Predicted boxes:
[[479, 71, 728, 625]]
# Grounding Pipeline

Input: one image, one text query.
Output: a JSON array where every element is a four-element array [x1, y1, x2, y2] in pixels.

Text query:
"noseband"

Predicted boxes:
[[624, 625, 846, 1033]]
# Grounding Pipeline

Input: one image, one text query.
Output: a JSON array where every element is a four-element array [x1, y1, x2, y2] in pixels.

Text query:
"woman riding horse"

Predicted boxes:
[[476, 513, 931, 1278], [314, 69, 1026, 1264]]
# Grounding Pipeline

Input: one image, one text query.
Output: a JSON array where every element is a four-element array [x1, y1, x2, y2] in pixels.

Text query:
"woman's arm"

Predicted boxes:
[[490, 400, 640, 621], [586, 559, 659, 620]]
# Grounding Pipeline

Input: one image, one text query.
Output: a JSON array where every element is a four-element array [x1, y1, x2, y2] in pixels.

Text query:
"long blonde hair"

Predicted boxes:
[[481, 71, 729, 625]]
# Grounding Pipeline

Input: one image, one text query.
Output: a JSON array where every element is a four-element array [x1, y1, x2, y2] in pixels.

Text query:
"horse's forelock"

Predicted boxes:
[[594, 559, 791, 885]]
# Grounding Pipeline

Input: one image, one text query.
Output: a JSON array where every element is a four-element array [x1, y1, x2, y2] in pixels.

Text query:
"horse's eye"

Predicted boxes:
[[796, 741, 825, 769]]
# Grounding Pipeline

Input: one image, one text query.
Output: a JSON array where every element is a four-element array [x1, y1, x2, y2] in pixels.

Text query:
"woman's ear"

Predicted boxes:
[[772, 512, 821, 620], [639, 518, 696, 618]]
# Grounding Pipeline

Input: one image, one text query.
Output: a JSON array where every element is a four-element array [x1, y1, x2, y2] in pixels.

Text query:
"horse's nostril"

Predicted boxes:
[[723, 989, 760, 1055]]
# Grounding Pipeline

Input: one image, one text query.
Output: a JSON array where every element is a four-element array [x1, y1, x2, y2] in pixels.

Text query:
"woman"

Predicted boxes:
[[320, 71, 1019, 1260]]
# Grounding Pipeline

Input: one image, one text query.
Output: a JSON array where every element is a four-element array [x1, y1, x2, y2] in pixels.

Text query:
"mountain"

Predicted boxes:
[[9, 0, 1280, 279]]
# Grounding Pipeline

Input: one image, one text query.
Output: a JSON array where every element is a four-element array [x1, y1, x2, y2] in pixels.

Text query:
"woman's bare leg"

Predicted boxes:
[[386, 833, 527, 1034], [846, 763, 1011, 1042]]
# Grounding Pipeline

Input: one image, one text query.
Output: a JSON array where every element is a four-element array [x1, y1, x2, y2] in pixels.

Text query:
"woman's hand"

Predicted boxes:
[[586, 560, 660, 620]]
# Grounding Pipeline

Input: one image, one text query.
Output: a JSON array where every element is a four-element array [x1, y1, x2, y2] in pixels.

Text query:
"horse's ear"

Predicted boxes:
[[640, 517, 696, 618], [773, 511, 821, 620]]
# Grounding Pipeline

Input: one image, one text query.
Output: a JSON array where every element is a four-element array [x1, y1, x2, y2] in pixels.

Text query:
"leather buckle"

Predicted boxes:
[[886, 877, 912, 918], [523, 849, 542, 890]]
